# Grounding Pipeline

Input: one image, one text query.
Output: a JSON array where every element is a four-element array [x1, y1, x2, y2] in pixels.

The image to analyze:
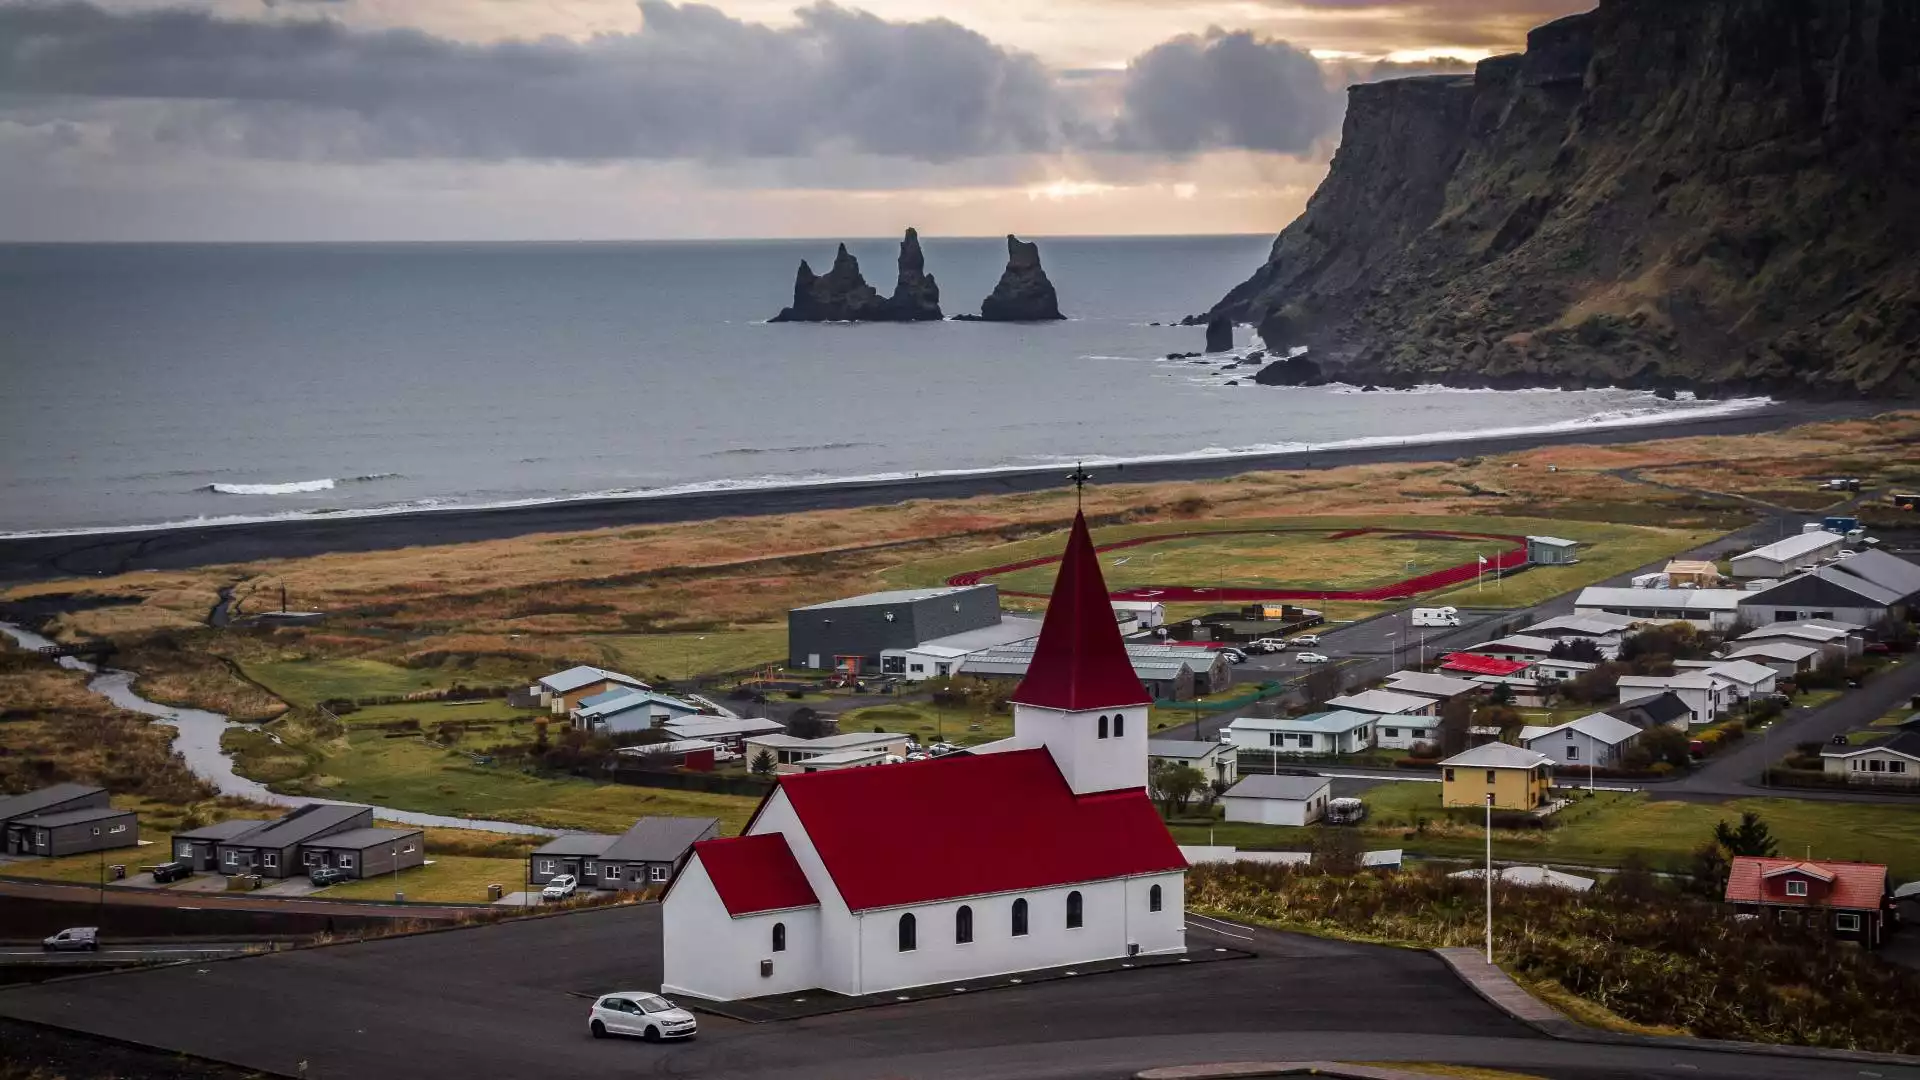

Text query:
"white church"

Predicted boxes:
[[662, 510, 1190, 1001]]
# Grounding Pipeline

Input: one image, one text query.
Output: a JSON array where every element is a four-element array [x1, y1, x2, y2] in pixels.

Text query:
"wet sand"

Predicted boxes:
[[0, 400, 1871, 583]]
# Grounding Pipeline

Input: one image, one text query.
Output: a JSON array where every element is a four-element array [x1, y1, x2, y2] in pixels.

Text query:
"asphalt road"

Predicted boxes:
[[1, 903, 1908, 1080], [0, 942, 260, 964], [0, 878, 477, 921]]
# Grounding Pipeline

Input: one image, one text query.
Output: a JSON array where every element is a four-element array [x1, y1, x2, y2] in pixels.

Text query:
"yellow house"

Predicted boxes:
[[1439, 742, 1555, 810]]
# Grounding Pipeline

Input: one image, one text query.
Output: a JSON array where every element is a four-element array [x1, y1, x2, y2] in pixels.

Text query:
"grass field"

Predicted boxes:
[[320, 855, 529, 903], [243, 659, 476, 707], [271, 728, 760, 835], [589, 629, 787, 682], [838, 701, 1013, 746], [981, 531, 1500, 595], [1168, 783, 1920, 880]]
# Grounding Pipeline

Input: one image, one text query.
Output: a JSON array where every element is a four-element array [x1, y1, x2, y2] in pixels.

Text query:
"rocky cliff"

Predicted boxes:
[[770, 229, 943, 321], [1215, 0, 1920, 397], [976, 235, 1065, 321]]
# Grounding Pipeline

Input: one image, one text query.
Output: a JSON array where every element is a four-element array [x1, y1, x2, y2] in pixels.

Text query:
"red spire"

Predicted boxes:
[[1011, 511, 1151, 711]]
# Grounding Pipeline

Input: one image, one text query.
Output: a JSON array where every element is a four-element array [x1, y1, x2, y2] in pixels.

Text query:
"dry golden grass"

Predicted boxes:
[[115, 645, 288, 722], [0, 665, 215, 806]]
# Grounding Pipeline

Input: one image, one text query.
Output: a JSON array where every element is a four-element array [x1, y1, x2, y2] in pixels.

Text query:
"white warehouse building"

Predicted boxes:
[[1729, 531, 1845, 579]]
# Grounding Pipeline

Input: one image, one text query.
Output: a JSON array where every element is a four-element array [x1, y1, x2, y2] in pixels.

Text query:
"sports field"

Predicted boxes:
[[952, 526, 1526, 601]]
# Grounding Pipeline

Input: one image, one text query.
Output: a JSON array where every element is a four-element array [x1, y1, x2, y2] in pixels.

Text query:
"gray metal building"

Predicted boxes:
[[3, 805, 138, 858], [787, 584, 1001, 670]]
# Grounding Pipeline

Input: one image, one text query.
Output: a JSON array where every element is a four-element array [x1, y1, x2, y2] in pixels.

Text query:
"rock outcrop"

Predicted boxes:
[[1221, 0, 1919, 397], [977, 235, 1065, 321], [1204, 315, 1233, 353], [770, 229, 943, 322]]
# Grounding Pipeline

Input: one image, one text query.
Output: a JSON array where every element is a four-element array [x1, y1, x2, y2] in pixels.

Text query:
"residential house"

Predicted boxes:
[[1614, 673, 1727, 726], [1147, 739, 1238, 787], [298, 827, 425, 880], [1533, 657, 1598, 683], [1464, 635, 1561, 663], [743, 731, 911, 774], [881, 617, 1046, 682], [1723, 641, 1821, 677], [1826, 549, 1920, 608], [1517, 713, 1642, 769], [1723, 856, 1891, 948], [661, 716, 785, 751], [1671, 659, 1778, 700], [1381, 670, 1484, 705], [1220, 774, 1332, 826], [1573, 586, 1748, 630], [571, 688, 703, 735], [534, 666, 649, 715], [2, 804, 138, 858], [1439, 654, 1535, 678], [1526, 536, 1581, 565], [214, 803, 376, 879], [171, 818, 273, 871], [1604, 691, 1694, 733], [789, 748, 890, 773], [1735, 621, 1861, 663], [1662, 560, 1723, 588], [530, 832, 621, 889], [1439, 743, 1554, 810], [601, 817, 720, 890], [617, 738, 724, 771], [1739, 570, 1899, 629], [0, 783, 109, 830], [1468, 674, 1550, 707], [1221, 710, 1379, 756], [1110, 600, 1166, 630], [1326, 688, 1437, 718], [1819, 731, 1920, 788], [1729, 531, 1845, 579]]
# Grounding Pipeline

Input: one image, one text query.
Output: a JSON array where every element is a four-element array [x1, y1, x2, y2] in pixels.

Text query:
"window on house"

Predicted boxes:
[[1778, 909, 1798, 924], [1869, 760, 1885, 772], [604, 865, 622, 881], [1486, 770, 1498, 784], [1149, 883, 1163, 912], [1444, 768, 1455, 782], [1011, 898, 1028, 937], [402, 843, 416, 854], [338, 854, 354, 869], [898, 912, 917, 952], [1385, 728, 1399, 739], [1785, 880, 1808, 896], [539, 859, 555, 874], [1412, 730, 1427, 739], [584, 860, 597, 875], [1835, 913, 1862, 931], [1566, 746, 1579, 761], [177, 843, 193, 858], [909, 664, 924, 673], [772, 922, 786, 952], [1098, 715, 1109, 739], [1892, 761, 1908, 774], [224, 850, 238, 866], [650, 865, 669, 882], [1114, 713, 1125, 737], [1298, 734, 1314, 749], [1066, 890, 1083, 929], [110, 823, 127, 834], [1269, 733, 1282, 747], [262, 853, 278, 868], [304, 851, 322, 866], [956, 905, 973, 944]]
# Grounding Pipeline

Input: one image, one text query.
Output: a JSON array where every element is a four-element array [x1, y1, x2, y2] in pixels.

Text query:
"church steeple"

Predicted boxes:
[[1011, 511, 1151, 712]]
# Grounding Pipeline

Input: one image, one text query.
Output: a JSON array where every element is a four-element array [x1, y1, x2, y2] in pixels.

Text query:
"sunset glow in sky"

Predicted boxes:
[[0, 0, 1591, 239]]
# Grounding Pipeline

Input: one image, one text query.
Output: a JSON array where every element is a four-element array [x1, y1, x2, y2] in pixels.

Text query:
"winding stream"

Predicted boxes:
[[1, 621, 548, 835]]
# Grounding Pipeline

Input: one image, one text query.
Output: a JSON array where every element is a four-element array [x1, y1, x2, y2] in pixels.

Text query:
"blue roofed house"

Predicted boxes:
[[571, 687, 703, 735], [533, 665, 650, 715], [1221, 710, 1379, 756]]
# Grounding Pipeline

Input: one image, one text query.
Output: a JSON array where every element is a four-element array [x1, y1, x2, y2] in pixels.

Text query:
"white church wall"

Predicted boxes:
[[661, 857, 822, 1001], [1126, 871, 1186, 955], [747, 789, 862, 993], [1013, 703, 1147, 793]]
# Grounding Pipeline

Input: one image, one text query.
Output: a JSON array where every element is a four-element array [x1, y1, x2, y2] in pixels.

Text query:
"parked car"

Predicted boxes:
[[542, 874, 579, 902], [711, 749, 741, 763], [148, 860, 193, 884], [1291, 634, 1322, 647], [309, 865, 352, 887], [1865, 642, 1891, 655], [42, 927, 98, 952], [588, 992, 698, 1042], [1220, 648, 1248, 664], [1295, 652, 1330, 664]]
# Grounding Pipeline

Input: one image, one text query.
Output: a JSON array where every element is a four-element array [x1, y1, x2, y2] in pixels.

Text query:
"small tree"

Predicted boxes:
[[1713, 809, 1780, 858], [1488, 681, 1515, 707], [1300, 664, 1345, 708], [1606, 852, 1661, 902], [1437, 695, 1475, 756], [1309, 826, 1364, 876], [1637, 725, 1692, 768], [533, 717, 550, 756], [1549, 638, 1604, 663], [1681, 841, 1731, 899], [785, 707, 829, 740], [1149, 761, 1208, 817], [749, 749, 777, 777]]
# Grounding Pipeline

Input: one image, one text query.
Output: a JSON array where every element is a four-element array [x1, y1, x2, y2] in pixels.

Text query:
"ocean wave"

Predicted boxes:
[[706, 442, 874, 458], [7, 394, 1774, 540], [204, 473, 397, 496]]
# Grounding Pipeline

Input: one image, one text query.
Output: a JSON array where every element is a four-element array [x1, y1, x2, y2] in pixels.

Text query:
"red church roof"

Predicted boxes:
[[1724, 856, 1886, 910], [773, 747, 1184, 911], [1011, 511, 1152, 711], [692, 832, 819, 916], [1440, 653, 1533, 677]]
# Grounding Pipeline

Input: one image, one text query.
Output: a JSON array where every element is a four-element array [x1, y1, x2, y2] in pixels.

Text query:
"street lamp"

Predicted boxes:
[[1484, 792, 1495, 964]]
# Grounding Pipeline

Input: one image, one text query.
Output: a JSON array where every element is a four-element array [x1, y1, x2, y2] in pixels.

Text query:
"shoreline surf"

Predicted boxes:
[[0, 397, 1871, 584]]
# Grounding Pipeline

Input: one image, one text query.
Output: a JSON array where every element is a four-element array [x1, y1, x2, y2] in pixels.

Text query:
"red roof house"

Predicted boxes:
[[692, 832, 819, 916], [1439, 653, 1534, 677], [1724, 856, 1890, 948]]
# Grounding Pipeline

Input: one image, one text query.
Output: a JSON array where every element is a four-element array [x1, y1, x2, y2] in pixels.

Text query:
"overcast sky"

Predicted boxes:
[[0, 0, 1589, 240]]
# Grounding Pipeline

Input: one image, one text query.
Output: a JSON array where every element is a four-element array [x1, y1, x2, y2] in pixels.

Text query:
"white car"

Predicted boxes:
[[541, 874, 578, 902], [1291, 634, 1322, 647], [588, 992, 698, 1042], [1249, 638, 1288, 653], [1295, 652, 1330, 664], [42, 927, 98, 952]]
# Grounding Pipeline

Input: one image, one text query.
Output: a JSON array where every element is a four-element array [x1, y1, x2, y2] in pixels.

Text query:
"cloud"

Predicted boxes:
[[0, 0, 1071, 162], [1115, 28, 1340, 155]]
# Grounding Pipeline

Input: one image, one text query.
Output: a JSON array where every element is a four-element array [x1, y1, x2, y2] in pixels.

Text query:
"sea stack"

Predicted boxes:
[[769, 244, 884, 322], [880, 227, 942, 321], [977, 235, 1065, 321], [1204, 314, 1233, 353]]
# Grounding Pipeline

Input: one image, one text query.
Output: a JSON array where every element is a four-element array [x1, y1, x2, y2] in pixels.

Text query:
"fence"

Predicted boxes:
[[589, 763, 775, 798], [1154, 680, 1286, 712]]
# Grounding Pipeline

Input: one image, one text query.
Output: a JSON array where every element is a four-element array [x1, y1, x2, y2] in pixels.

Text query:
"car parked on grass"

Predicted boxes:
[[308, 866, 352, 887], [1295, 652, 1330, 664], [588, 992, 698, 1042], [542, 874, 579, 902], [42, 927, 98, 952]]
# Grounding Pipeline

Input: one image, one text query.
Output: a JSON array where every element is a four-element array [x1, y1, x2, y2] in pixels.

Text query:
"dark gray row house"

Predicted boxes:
[[0, 783, 138, 858], [529, 816, 718, 891], [171, 803, 425, 881]]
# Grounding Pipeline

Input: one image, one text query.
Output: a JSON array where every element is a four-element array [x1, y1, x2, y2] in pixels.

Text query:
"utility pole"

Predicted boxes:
[[1484, 792, 1494, 965]]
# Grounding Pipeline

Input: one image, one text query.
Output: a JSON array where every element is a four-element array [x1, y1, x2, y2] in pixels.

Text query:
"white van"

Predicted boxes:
[[1410, 607, 1461, 627]]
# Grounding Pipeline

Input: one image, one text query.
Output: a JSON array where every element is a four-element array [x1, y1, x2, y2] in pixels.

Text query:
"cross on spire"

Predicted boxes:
[[1067, 462, 1092, 508]]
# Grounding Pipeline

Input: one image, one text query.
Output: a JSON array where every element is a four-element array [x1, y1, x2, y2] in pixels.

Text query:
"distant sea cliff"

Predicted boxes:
[[1211, 0, 1919, 398]]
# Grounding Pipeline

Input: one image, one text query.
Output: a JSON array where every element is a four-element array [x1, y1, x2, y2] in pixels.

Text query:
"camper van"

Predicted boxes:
[[1410, 607, 1461, 628]]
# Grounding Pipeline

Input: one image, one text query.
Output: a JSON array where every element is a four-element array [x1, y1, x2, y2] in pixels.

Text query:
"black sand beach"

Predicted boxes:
[[0, 401, 1877, 584]]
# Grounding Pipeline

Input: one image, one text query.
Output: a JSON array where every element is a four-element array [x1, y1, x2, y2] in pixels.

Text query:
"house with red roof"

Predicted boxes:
[[1438, 653, 1535, 678], [1723, 856, 1893, 949], [662, 512, 1189, 1001]]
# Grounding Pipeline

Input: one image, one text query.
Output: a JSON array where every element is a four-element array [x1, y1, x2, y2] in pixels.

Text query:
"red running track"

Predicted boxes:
[[947, 527, 1529, 602]]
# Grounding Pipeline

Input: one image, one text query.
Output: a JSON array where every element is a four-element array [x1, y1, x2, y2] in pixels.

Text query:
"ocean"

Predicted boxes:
[[0, 237, 1766, 535]]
